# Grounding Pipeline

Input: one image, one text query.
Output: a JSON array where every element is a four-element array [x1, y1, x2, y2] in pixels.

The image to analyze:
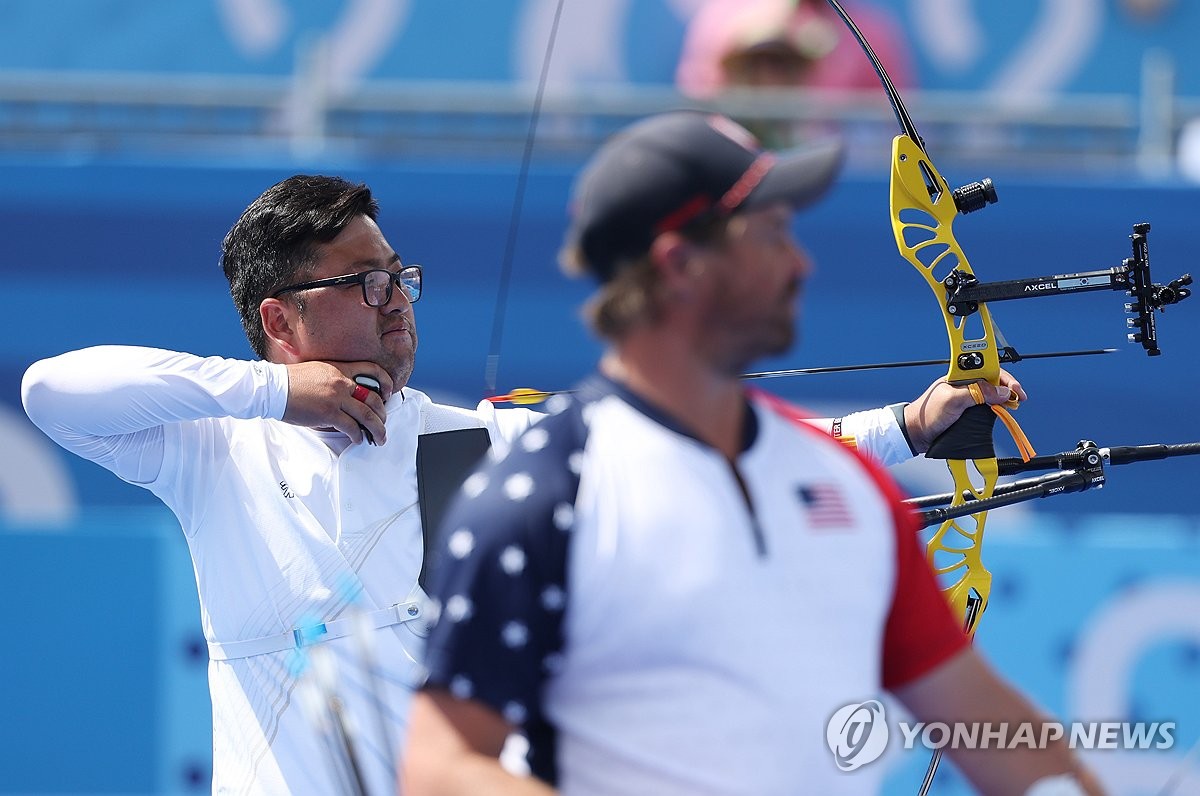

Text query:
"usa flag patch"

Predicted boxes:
[[797, 482, 854, 528]]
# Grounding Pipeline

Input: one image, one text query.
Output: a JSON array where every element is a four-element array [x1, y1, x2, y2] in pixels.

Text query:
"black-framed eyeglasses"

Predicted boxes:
[[272, 265, 422, 306]]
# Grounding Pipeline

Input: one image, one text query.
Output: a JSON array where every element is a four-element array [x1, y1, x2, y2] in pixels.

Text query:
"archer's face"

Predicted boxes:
[[697, 203, 811, 371], [284, 215, 419, 387]]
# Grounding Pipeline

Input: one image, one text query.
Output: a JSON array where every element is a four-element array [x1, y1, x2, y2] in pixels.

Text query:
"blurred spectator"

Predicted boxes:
[[677, 0, 913, 97], [1119, 0, 1176, 23], [676, 0, 914, 147]]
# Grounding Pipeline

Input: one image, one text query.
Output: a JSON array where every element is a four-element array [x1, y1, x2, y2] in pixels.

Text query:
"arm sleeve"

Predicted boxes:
[[423, 493, 567, 718], [422, 410, 581, 784], [803, 405, 916, 466], [21, 345, 289, 484]]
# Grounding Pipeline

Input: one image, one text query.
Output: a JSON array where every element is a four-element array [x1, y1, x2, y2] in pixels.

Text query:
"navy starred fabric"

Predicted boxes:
[[422, 379, 597, 784]]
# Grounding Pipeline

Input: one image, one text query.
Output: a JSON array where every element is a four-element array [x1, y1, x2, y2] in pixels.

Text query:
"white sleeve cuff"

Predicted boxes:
[[837, 404, 916, 467], [259, 361, 290, 421]]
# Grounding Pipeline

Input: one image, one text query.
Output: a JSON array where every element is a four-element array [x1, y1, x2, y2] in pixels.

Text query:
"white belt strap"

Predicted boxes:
[[207, 600, 424, 661]]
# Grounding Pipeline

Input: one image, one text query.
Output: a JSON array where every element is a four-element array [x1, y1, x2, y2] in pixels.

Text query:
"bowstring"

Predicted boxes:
[[484, 0, 570, 396]]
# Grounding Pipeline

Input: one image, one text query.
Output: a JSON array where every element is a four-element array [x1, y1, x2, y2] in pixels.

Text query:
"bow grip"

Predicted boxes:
[[924, 403, 997, 461]]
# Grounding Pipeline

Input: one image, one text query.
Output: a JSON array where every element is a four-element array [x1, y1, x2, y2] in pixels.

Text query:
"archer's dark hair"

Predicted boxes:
[[221, 175, 380, 359]]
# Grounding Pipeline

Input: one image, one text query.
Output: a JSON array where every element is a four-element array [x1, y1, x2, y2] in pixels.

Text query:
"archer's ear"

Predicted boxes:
[[650, 231, 696, 278], [648, 232, 713, 312], [260, 298, 302, 359]]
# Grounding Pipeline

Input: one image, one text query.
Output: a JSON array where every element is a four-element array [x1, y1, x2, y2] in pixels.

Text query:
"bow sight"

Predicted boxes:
[[939, 219, 1192, 361]]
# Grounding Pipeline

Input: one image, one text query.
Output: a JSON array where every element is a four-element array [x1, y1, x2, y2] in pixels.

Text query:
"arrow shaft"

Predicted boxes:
[[742, 349, 1115, 379]]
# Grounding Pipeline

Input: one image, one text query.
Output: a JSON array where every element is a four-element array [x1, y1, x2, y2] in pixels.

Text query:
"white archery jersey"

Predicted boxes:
[[422, 376, 966, 796], [22, 346, 535, 796]]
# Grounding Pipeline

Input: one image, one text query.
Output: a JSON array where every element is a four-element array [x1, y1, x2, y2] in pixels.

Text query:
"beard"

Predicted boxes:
[[761, 324, 796, 360], [380, 346, 416, 389], [709, 319, 796, 377], [375, 326, 418, 389]]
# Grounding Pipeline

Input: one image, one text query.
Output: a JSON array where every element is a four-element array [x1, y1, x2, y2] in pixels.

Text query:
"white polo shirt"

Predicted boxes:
[[423, 375, 967, 796]]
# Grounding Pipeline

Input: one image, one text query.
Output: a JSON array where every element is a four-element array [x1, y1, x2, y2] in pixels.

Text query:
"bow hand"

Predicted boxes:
[[904, 372, 1025, 455]]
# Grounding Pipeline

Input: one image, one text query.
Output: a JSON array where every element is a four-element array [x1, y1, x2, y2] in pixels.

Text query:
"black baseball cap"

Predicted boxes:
[[564, 110, 844, 281]]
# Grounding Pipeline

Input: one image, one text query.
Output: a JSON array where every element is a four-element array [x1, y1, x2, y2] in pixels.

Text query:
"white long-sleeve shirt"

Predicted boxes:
[[22, 345, 536, 795]]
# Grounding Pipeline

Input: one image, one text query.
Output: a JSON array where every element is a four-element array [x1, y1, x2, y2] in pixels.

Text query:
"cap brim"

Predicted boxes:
[[744, 137, 845, 212]]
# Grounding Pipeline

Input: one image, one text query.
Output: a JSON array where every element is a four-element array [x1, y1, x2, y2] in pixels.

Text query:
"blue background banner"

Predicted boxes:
[[5, 1, 1200, 96]]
